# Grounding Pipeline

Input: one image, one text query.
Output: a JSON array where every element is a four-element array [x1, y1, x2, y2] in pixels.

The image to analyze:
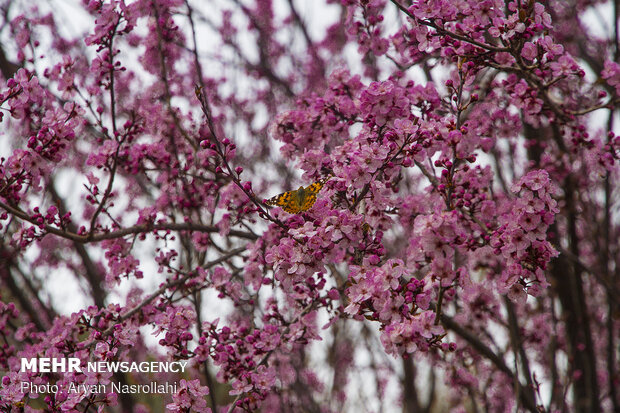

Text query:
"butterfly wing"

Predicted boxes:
[[265, 176, 331, 214], [265, 190, 293, 207], [298, 176, 331, 212], [299, 192, 317, 212], [265, 189, 303, 213], [282, 197, 303, 213]]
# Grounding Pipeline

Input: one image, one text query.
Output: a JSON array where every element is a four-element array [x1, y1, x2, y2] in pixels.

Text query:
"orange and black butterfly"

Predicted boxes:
[[265, 176, 331, 214]]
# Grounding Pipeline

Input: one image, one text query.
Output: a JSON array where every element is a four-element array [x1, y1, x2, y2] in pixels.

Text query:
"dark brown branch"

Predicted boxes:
[[504, 297, 537, 407], [0, 200, 257, 243], [48, 182, 106, 308], [436, 307, 539, 412], [0, 43, 19, 80], [390, 0, 509, 52], [94, 246, 247, 343], [0, 244, 49, 331]]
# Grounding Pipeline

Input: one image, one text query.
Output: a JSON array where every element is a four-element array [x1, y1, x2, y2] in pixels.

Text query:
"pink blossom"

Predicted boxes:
[[521, 42, 537, 61], [166, 379, 211, 413]]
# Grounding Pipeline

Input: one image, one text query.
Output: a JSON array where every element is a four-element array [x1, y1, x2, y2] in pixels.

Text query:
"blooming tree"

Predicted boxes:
[[0, 0, 618, 412]]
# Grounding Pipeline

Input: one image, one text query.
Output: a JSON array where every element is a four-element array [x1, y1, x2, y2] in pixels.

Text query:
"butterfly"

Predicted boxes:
[[265, 176, 331, 214]]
